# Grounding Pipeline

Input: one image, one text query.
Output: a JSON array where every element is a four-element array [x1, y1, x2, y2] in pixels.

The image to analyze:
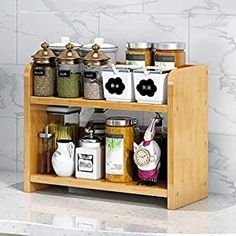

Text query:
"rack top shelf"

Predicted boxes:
[[30, 96, 168, 113]]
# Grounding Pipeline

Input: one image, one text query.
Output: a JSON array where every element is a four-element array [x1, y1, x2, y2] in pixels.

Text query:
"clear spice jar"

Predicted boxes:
[[38, 127, 54, 174], [126, 42, 153, 66], [57, 43, 82, 98], [105, 117, 135, 183], [83, 44, 109, 100], [153, 42, 186, 69], [32, 42, 56, 97]]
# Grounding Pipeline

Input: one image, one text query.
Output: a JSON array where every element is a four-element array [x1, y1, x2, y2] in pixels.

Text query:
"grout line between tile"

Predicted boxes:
[[16, 0, 19, 65]]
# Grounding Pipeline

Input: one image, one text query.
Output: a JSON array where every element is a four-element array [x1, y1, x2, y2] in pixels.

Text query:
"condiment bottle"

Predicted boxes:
[[105, 117, 135, 183], [126, 42, 153, 66], [38, 126, 54, 174], [153, 42, 185, 69], [57, 43, 82, 98], [32, 42, 57, 97], [82, 44, 110, 100], [76, 129, 104, 180]]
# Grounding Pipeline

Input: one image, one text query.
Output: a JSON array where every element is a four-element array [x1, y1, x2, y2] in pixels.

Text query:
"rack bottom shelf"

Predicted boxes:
[[30, 174, 168, 198]]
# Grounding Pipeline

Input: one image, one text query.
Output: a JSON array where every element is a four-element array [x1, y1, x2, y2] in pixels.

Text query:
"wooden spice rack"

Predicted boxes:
[[24, 64, 208, 209]]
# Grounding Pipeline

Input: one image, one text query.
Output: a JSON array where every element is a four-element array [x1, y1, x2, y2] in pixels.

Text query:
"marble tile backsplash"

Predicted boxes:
[[0, 0, 236, 195]]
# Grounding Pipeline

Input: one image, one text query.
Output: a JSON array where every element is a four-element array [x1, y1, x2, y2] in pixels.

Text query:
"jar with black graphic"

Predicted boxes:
[[126, 42, 153, 66], [32, 42, 56, 97], [57, 43, 82, 98], [83, 44, 110, 100], [153, 42, 185, 69]]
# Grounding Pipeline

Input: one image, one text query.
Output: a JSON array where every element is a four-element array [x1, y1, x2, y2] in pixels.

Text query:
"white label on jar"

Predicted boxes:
[[154, 55, 175, 69], [106, 134, 124, 175], [126, 54, 146, 67], [78, 153, 93, 173]]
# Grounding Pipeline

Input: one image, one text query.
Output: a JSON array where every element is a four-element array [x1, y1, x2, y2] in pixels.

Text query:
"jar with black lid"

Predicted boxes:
[[83, 44, 110, 100], [153, 42, 185, 69], [32, 42, 56, 97], [57, 43, 82, 98], [126, 42, 153, 66]]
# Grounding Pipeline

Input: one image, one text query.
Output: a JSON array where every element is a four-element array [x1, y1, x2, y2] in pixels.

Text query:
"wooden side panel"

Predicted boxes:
[[24, 64, 49, 192], [167, 65, 208, 209]]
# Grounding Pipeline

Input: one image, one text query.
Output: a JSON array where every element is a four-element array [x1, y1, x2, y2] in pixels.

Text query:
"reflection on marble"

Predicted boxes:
[[18, 12, 99, 64], [0, 119, 16, 171], [190, 14, 236, 75], [1, 171, 236, 235], [16, 117, 24, 172], [19, 0, 143, 13], [0, 0, 16, 64], [100, 13, 189, 61]]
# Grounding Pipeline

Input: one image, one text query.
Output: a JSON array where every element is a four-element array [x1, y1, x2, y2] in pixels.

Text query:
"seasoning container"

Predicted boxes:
[[49, 36, 81, 56], [126, 42, 153, 66], [76, 129, 104, 180], [83, 44, 110, 100], [81, 37, 118, 63], [32, 42, 56, 96], [105, 117, 135, 183], [133, 67, 169, 104], [102, 65, 135, 102], [153, 42, 185, 69], [57, 43, 82, 98], [38, 126, 54, 174]]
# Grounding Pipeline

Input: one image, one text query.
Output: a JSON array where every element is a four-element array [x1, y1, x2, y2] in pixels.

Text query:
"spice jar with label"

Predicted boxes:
[[126, 42, 153, 66], [153, 42, 185, 69], [38, 126, 54, 174], [105, 117, 135, 183], [76, 129, 104, 180], [57, 43, 82, 98], [83, 44, 110, 100], [32, 42, 56, 96]]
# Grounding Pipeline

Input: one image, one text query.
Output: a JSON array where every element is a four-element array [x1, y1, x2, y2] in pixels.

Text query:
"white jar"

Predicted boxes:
[[75, 130, 104, 180]]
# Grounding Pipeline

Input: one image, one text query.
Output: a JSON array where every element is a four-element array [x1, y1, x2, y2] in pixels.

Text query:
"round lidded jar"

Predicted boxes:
[[81, 37, 118, 64], [83, 44, 110, 100], [32, 42, 56, 97], [105, 117, 135, 183], [49, 37, 82, 56], [57, 42, 82, 98], [126, 42, 153, 66], [153, 42, 185, 69]]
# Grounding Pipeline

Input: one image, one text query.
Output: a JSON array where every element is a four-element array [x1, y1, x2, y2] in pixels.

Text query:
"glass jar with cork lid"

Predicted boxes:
[[57, 42, 82, 98], [82, 44, 110, 100], [32, 42, 57, 97], [153, 42, 186, 70]]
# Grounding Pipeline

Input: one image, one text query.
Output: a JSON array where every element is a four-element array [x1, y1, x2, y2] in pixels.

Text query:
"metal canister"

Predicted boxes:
[[82, 44, 110, 100], [105, 117, 135, 183], [57, 43, 82, 98], [32, 42, 56, 96]]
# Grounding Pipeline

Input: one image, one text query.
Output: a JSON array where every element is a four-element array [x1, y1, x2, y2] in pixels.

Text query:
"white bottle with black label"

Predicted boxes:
[[75, 129, 104, 180]]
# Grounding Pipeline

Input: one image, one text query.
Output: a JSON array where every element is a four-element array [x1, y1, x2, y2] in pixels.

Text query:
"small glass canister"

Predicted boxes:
[[57, 43, 82, 98], [38, 127, 54, 174], [153, 42, 185, 69], [126, 42, 153, 66], [82, 44, 110, 100], [32, 42, 56, 97]]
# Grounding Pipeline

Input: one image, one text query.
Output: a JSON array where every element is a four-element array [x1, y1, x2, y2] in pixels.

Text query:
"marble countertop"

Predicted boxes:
[[0, 171, 236, 235]]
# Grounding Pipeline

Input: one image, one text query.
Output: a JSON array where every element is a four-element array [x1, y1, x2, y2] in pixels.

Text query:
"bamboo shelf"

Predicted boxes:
[[24, 64, 208, 209]]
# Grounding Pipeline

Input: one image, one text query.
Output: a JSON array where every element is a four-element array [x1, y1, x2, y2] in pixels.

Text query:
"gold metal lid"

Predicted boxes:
[[83, 44, 109, 66], [32, 42, 56, 63], [57, 42, 81, 64]]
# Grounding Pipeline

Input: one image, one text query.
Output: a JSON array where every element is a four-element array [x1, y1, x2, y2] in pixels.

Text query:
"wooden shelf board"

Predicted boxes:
[[30, 96, 168, 113], [30, 174, 168, 198]]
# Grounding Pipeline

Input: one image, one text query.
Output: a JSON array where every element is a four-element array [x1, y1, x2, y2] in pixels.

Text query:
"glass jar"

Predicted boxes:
[[32, 42, 57, 97], [126, 42, 153, 66], [38, 128, 54, 174], [83, 44, 109, 100], [105, 117, 135, 183], [153, 42, 185, 69], [57, 43, 82, 98]]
